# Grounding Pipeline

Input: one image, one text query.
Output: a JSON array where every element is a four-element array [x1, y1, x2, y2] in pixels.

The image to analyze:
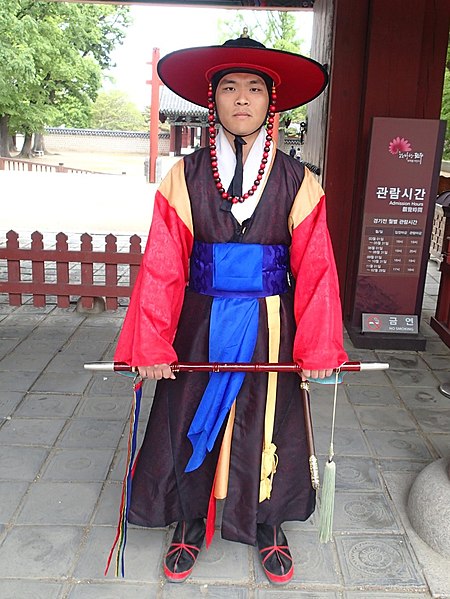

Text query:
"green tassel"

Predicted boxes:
[[318, 457, 336, 543]]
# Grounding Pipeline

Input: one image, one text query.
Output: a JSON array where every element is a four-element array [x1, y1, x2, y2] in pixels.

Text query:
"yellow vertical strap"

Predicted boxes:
[[259, 295, 281, 502], [214, 401, 236, 499]]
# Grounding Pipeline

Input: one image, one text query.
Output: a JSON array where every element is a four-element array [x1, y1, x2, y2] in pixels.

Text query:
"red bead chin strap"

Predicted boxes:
[[208, 83, 277, 205]]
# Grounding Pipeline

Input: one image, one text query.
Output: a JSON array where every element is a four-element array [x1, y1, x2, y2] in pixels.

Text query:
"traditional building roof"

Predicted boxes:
[[159, 86, 208, 124]]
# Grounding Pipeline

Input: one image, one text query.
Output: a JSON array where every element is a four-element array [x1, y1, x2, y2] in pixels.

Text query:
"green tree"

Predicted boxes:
[[217, 11, 307, 132], [440, 42, 450, 160], [90, 91, 147, 131], [0, 0, 130, 157]]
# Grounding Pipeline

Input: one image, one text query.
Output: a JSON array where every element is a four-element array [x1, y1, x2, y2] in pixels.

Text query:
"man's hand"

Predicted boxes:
[[138, 364, 176, 380], [301, 369, 334, 381]]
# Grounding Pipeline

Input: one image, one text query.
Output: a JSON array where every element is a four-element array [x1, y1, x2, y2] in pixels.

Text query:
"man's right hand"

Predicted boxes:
[[138, 364, 175, 380]]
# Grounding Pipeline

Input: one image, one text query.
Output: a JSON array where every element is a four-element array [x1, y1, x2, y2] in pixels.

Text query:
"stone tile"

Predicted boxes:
[[375, 352, 429, 370], [16, 481, 102, 525], [93, 482, 122, 525], [0, 370, 40, 392], [396, 386, 450, 409], [1, 312, 48, 327], [0, 446, 49, 480], [428, 434, 450, 457], [0, 417, 66, 446], [68, 583, 160, 599], [344, 370, 391, 387], [86, 372, 136, 396], [0, 525, 84, 577], [0, 481, 29, 523], [333, 492, 400, 532], [353, 406, 417, 431], [0, 325, 36, 339], [31, 371, 92, 393], [345, 348, 379, 362], [386, 368, 439, 388], [77, 394, 132, 420], [107, 447, 128, 482], [73, 525, 166, 582], [345, 384, 399, 406], [310, 396, 360, 429], [421, 339, 450, 355], [420, 354, 450, 370], [257, 592, 338, 599], [45, 351, 108, 373], [364, 431, 433, 460], [345, 593, 429, 598], [332, 457, 382, 491], [0, 350, 54, 371], [163, 585, 249, 598], [0, 391, 24, 417], [0, 337, 20, 360], [190, 536, 250, 583], [254, 530, 339, 585], [412, 408, 450, 433], [56, 418, 124, 449], [0, 581, 64, 599], [434, 370, 450, 385], [383, 471, 450, 598], [41, 448, 115, 482], [15, 393, 79, 417], [314, 428, 371, 457], [282, 510, 318, 531], [378, 459, 432, 473], [335, 534, 425, 587]]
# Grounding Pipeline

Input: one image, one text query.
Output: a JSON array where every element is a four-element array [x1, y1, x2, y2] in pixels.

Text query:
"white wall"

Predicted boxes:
[[1, 171, 156, 236]]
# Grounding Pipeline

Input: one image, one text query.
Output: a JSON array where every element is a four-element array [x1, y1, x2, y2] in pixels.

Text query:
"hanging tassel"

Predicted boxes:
[[318, 369, 339, 544], [105, 374, 142, 577]]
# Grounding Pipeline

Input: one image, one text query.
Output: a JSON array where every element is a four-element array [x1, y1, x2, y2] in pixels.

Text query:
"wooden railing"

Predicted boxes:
[[431, 236, 450, 347], [0, 157, 108, 175], [0, 231, 143, 310]]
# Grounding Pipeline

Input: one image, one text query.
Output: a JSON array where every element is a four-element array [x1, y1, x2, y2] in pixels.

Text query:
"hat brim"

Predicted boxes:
[[157, 45, 328, 112]]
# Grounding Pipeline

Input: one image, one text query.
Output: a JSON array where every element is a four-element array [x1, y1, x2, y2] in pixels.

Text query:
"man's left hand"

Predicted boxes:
[[301, 369, 333, 381]]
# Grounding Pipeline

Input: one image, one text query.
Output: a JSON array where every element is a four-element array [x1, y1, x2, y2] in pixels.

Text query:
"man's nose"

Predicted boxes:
[[235, 92, 249, 105]]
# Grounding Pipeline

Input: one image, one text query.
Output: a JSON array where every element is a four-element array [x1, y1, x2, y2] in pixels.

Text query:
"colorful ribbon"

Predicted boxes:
[[105, 376, 142, 577]]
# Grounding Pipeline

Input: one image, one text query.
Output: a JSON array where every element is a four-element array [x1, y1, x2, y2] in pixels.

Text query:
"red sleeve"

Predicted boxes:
[[289, 171, 348, 370], [114, 163, 193, 366]]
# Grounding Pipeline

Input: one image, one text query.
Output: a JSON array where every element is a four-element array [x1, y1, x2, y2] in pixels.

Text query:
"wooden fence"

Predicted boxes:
[[0, 231, 143, 310], [431, 236, 450, 347], [0, 157, 107, 175]]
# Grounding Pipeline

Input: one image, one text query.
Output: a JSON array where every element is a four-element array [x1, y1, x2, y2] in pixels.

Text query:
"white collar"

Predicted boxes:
[[216, 127, 269, 224]]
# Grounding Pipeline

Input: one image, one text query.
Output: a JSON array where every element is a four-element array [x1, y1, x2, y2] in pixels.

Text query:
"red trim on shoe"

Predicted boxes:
[[163, 560, 194, 582], [164, 519, 203, 583], [259, 541, 294, 584]]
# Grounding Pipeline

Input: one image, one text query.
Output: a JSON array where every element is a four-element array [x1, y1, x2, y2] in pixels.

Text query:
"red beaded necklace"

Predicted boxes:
[[208, 82, 277, 205]]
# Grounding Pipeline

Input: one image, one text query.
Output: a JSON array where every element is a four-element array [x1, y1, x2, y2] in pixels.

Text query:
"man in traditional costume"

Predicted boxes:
[[114, 32, 348, 585]]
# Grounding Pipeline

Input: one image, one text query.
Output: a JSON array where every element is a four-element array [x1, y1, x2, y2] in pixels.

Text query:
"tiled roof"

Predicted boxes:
[[159, 86, 208, 118]]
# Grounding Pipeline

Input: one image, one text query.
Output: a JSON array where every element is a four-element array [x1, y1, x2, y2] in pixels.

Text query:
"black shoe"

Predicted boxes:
[[164, 518, 206, 582], [257, 523, 294, 584]]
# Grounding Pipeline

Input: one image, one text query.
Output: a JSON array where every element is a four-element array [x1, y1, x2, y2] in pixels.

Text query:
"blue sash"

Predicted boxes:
[[185, 242, 288, 472]]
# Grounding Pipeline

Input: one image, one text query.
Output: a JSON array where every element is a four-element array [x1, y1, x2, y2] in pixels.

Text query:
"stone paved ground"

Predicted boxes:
[[0, 252, 449, 598]]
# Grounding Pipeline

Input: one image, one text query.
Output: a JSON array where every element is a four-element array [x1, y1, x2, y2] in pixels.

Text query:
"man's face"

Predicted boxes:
[[215, 72, 269, 140]]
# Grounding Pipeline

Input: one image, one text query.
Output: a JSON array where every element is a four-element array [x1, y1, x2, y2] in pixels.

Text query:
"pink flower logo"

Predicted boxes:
[[389, 136, 412, 155]]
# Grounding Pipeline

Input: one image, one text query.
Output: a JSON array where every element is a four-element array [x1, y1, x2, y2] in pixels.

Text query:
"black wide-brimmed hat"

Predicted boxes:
[[157, 35, 328, 113]]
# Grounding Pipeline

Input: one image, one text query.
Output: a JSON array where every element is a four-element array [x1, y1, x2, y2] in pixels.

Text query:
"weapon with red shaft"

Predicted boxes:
[[84, 360, 389, 373]]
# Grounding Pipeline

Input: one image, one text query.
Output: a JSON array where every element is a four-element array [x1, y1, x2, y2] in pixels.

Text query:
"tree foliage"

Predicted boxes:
[[441, 42, 450, 160], [0, 0, 130, 157], [90, 90, 147, 131]]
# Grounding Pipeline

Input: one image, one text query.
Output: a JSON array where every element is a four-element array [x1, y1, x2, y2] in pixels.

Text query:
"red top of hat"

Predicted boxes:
[[157, 36, 328, 113]]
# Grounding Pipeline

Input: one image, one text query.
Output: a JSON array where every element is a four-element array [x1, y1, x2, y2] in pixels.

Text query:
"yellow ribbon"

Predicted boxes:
[[259, 295, 281, 502]]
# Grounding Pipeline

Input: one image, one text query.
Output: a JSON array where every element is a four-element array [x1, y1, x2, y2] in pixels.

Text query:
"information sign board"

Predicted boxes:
[[349, 117, 445, 348]]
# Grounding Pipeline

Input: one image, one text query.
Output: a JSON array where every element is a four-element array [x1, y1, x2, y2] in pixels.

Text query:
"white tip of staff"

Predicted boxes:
[[84, 362, 115, 371], [359, 363, 389, 371]]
